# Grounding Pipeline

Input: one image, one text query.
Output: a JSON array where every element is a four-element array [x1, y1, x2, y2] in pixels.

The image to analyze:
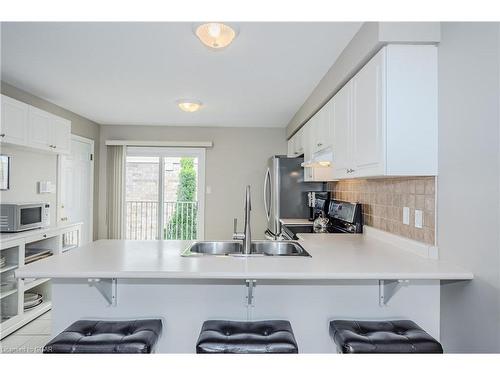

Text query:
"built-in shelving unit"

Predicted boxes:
[[0, 223, 81, 338]]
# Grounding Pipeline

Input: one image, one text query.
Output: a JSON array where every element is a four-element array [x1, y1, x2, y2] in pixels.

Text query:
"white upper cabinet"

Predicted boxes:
[[28, 106, 53, 150], [351, 48, 385, 177], [287, 126, 305, 158], [331, 81, 353, 180], [1, 95, 28, 145], [51, 116, 71, 154], [2, 95, 71, 154], [310, 103, 332, 155], [331, 45, 438, 179]]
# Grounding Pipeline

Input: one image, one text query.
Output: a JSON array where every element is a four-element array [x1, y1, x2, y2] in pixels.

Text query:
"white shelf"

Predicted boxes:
[[61, 245, 78, 253], [24, 278, 50, 291], [1, 222, 81, 338], [0, 287, 17, 300], [1, 301, 52, 338], [0, 264, 18, 274]]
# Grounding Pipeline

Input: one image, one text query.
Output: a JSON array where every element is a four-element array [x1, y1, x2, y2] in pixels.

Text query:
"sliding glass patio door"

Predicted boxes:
[[125, 147, 205, 240]]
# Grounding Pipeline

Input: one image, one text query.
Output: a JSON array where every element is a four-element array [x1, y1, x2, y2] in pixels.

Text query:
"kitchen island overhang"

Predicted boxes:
[[15, 237, 473, 353]]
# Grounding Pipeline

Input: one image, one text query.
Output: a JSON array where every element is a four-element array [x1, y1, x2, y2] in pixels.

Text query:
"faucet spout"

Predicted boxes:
[[243, 185, 252, 254], [232, 185, 252, 255]]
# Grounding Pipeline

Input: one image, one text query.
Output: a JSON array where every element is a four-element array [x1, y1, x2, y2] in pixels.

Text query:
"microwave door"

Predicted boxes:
[[19, 206, 42, 229]]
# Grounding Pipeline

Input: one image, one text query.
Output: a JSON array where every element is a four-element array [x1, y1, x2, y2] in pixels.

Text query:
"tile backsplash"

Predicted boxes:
[[327, 177, 436, 245]]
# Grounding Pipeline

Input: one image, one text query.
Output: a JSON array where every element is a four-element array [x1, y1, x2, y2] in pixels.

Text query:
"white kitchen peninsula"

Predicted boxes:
[[15, 234, 472, 353]]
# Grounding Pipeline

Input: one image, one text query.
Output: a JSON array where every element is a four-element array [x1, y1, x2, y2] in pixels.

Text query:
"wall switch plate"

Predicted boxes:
[[38, 181, 53, 194], [415, 209, 423, 228], [403, 207, 410, 225], [206, 186, 212, 194]]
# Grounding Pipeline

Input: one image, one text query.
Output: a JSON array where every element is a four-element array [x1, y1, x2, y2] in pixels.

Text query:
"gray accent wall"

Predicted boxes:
[[438, 22, 500, 353], [98, 125, 287, 241], [0, 82, 101, 239]]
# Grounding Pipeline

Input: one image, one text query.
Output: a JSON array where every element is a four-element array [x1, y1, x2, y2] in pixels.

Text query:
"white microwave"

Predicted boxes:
[[0, 203, 50, 232]]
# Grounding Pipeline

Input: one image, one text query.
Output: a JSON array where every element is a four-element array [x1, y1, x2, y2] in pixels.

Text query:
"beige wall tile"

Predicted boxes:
[[330, 177, 436, 245]]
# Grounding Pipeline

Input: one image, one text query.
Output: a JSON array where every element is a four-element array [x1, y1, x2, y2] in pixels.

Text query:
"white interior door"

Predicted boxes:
[[59, 136, 94, 244]]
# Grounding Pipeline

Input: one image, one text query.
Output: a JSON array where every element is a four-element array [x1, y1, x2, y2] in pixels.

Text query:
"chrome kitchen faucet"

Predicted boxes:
[[233, 185, 252, 255]]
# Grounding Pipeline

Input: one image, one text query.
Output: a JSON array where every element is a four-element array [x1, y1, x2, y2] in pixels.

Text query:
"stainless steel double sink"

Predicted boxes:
[[181, 240, 311, 257]]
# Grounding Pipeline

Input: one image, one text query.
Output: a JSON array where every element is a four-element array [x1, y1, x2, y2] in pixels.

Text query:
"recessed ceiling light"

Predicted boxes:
[[194, 22, 237, 50], [177, 99, 202, 113]]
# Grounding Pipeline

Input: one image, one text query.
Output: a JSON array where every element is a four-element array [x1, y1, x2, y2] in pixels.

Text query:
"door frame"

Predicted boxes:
[[57, 134, 95, 242], [126, 146, 206, 240]]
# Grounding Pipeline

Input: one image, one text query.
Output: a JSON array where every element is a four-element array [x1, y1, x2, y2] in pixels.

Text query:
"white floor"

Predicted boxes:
[[0, 311, 52, 354]]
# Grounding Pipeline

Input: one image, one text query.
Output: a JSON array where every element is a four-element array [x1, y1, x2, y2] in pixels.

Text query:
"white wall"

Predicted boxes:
[[98, 125, 287, 240], [0, 144, 58, 221], [438, 22, 500, 353]]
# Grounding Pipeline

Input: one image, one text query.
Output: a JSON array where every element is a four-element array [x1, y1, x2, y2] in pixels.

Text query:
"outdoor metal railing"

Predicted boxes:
[[126, 200, 198, 240]]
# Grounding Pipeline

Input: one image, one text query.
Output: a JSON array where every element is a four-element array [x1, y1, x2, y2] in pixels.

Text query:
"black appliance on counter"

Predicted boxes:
[[282, 200, 363, 240], [307, 191, 330, 221]]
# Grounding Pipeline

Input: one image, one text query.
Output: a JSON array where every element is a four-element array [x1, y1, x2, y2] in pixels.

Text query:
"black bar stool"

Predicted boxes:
[[196, 320, 299, 354], [43, 319, 163, 353], [329, 319, 443, 353]]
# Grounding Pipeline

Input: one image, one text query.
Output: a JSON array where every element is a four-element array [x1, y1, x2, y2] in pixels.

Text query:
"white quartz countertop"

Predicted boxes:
[[279, 218, 313, 225], [15, 234, 473, 281], [0, 222, 82, 243]]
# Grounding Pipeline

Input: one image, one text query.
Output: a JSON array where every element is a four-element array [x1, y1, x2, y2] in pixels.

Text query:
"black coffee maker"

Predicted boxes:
[[307, 191, 331, 221]]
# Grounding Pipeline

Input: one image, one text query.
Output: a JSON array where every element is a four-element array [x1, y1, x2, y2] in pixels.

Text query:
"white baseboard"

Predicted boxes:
[[363, 226, 439, 259]]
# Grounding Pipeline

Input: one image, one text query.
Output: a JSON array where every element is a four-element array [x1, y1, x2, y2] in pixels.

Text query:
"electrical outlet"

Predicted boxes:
[[415, 209, 423, 228], [403, 207, 410, 225]]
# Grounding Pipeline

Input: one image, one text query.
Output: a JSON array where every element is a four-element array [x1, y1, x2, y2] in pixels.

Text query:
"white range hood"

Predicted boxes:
[[301, 147, 333, 168]]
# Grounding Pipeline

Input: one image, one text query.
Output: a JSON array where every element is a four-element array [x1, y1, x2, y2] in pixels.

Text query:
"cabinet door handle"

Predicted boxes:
[[317, 143, 322, 147]]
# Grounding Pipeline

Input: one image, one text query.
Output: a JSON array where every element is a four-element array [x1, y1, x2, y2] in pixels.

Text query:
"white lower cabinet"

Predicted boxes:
[[1, 94, 72, 155]]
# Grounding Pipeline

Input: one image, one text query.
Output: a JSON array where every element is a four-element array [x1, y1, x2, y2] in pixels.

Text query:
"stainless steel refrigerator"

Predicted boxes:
[[264, 155, 324, 238]]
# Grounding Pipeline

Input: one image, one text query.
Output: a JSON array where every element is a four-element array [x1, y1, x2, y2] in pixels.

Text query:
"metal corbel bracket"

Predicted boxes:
[[88, 278, 117, 306], [245, 279, 256, 307], [379, 279, 409, 306]]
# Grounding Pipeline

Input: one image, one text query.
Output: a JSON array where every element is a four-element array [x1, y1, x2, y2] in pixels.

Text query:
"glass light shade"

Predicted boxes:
[[177, 100, 202, 112], [195, 23, 237, 49]]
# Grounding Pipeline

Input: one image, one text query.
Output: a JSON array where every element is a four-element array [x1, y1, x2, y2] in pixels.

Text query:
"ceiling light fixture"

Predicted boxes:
[[177, 99, 202, 113], [194, 22, 237, 49]]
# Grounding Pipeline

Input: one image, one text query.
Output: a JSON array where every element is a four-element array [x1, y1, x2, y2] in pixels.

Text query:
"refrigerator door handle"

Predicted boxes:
[[264, 168, 271, 221]]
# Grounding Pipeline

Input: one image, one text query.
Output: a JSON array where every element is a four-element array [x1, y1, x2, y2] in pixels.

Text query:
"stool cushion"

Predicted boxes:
[[43, 319, 162, 353], [196, 320, 298, 354], [329, 320, 443, 354]]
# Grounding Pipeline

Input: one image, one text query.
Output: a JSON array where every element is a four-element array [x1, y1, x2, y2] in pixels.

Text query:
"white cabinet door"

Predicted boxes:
[[0, 95, 28, 145], [294, 127, 304, 155], [311, 102, 333, 155], [51, 116, 71, 154], [332, 81, 353, 179], [302, 122, 315, 182], [28, 107, 52, 151], [352, 48, 386, 177], [287, 137, 295, 158], [311, 106, 326, 154]]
